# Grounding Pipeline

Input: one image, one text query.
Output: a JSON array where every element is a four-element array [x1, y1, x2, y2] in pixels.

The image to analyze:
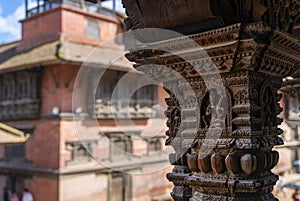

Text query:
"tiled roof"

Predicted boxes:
[[0, 40, 133, 72]]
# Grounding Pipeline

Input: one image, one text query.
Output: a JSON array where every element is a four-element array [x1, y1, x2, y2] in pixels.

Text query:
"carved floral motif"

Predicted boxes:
[[124, 9, 300, 200]]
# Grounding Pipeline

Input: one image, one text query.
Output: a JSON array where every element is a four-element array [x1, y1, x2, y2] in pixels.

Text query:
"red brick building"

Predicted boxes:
[[0, 1, 172, 200]]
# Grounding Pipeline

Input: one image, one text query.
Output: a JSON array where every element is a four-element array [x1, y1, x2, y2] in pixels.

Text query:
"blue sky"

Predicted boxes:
[[0, 0, 124, 44], [0, 0, 26, 44]]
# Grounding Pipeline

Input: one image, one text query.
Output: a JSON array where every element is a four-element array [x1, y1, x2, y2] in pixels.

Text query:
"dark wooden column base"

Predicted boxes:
[[126, 22, 300, 201]]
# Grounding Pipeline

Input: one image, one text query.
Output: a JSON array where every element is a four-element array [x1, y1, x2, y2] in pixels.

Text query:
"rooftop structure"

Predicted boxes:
[[25, 0, 118, 18]]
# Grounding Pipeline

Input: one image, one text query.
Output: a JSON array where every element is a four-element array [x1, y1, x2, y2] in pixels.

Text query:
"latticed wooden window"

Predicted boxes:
[[148, 137, 162, 154], [112, 138, 127, 157], [110, 134, 132, 160], [74, 144, 89, 160], [66, 140, 97, 164], [16, 72, 31, 99], [97, 71, 118, 101], [104, 132, 132, 161], [135, 85, 157, 107], [5, 144, 26, 162], [4, 127, 34, 162], [3, 75, 15, 101]]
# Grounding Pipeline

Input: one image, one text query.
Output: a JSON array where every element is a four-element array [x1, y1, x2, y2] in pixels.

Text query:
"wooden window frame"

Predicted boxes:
[[108, 172, 132, 201]]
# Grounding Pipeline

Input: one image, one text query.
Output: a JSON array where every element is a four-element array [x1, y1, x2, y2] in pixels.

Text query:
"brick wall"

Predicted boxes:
[[131, 167, 173, 201], [60, 173, 108, 201], [19, 5, 119, 51], [41, 64, 81, 115], [26, 120, 60, 169], [30, 176, 59, 201], [19, 8, 62, 50]]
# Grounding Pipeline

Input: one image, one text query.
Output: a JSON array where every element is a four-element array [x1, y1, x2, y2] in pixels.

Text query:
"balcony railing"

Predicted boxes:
[[94, 99, 158, 119], [0, 99, 40, 120], [26, 0, 116, 18]]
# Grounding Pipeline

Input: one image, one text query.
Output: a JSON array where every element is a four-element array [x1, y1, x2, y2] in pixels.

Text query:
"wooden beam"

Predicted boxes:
[[25, 0, 28, 17], [37, 0, 40, 13], [113, 0, 116, 11]]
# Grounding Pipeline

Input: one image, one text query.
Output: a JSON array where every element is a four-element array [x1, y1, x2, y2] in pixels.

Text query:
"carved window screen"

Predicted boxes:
[[4, 127, 34, 162], [147, 137, 163, 154], [5, 144, 26, 162], [97, 71, 117, 101], [17, 73, 30, 99], [2, 75, 15, 101], [66, 140, 97, 164], [94, 70, 158, 118], [135, 84, 157, 107], [0, 71, 40, 120]]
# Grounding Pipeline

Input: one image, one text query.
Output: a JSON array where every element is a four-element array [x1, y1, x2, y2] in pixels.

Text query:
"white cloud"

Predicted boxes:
[[101, 0, 125, 12], [0, 3, 25, 41], [0, 0, 124, 43], [0, 0, 36, 42]]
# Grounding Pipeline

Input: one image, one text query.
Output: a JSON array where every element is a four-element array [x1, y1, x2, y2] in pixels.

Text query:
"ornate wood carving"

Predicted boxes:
[[0, 70, 41, 120], [123, 23, 300, 200], [92, 70, 158, 118], [123, 1, 300, 200], [123, 0, 300, 33]]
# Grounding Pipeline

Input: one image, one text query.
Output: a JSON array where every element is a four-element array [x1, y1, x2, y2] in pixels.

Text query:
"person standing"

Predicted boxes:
[[3, 187, 10, 201], [292, 189, 300, 201], [21, 189, 33, 201], [9, 192, 19, 201], [275, 173, 287, 198]]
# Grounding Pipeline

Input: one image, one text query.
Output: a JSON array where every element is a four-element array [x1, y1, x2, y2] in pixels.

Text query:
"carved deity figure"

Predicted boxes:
[[171, 107, 181, 133], [202, 89, 226, 129], [203, 102, 213, 129]]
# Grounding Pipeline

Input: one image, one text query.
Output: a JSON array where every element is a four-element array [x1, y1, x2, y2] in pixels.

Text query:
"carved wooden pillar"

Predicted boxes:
[[123, 1, 300, 200]]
